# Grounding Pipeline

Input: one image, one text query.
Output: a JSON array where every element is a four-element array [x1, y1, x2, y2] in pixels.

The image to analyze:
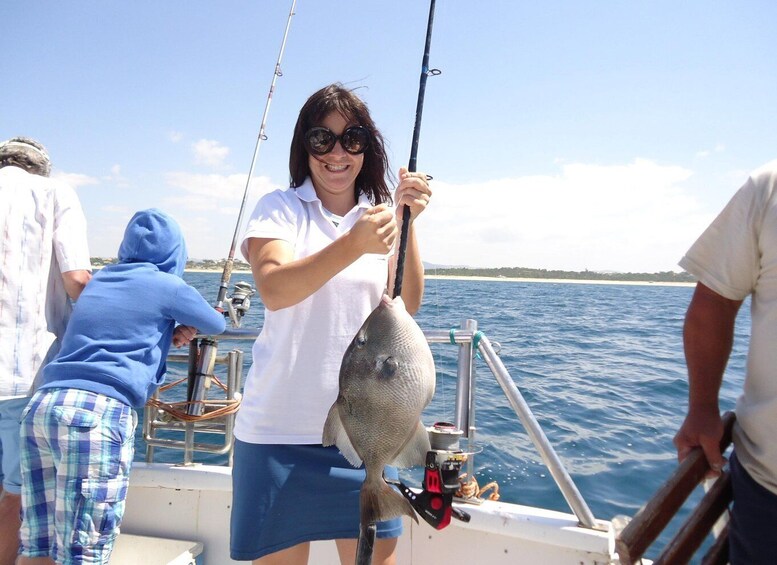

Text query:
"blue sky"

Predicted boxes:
[[3, 1, 776, 272]]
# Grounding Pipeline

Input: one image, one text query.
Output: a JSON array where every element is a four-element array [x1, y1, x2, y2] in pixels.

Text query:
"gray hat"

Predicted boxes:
[[0, 137, 52, 177]]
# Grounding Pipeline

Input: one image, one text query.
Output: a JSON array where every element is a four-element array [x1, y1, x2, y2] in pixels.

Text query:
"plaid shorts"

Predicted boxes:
[[19, 388, 136, 565]]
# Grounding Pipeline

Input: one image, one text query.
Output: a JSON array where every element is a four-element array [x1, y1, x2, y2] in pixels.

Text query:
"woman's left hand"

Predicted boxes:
[[395, 167, 432, 223]]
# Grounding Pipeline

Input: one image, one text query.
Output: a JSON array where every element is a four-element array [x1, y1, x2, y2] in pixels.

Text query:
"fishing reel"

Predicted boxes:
[[387, 422, 471, 530], [225, 281, 255, 328]]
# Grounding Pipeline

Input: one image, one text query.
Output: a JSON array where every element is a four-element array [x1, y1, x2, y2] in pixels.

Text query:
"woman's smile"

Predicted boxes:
[[308, 111, 365, 212]]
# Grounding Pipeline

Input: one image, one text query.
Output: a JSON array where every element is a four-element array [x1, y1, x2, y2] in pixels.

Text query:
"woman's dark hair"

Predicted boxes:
[[289, 84, 393, 205]]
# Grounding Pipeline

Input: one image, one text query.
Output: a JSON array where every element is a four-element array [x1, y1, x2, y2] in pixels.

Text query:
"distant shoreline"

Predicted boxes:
[[184, 268, 252, 274], [179, 268, 695, 287], [424, 274, 694, 287]]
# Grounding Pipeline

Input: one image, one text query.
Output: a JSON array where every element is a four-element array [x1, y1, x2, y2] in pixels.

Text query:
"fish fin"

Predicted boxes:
[[391, 421, 431, 468], [321, 402, 341, 446], [322, 403, 363, 467], [360, 478, 417, 525], [337, 440, 363, 468]]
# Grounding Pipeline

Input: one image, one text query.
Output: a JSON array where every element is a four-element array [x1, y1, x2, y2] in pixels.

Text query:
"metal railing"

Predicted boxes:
[[145, 324, 599, 529], [143, 331, 251, 465], [430, 320, 599, 530]]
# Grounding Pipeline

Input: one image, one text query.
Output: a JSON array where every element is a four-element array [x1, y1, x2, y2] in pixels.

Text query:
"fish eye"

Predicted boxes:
[[381, 357, 398, 378], [355, 332, 367, 347]]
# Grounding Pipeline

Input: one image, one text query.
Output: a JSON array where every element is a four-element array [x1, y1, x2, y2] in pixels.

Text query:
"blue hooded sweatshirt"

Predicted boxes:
[[41, 209, 226, 408]]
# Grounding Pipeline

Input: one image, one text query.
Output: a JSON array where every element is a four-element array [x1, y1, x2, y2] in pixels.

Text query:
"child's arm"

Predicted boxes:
[[170, 284, 227, 336]]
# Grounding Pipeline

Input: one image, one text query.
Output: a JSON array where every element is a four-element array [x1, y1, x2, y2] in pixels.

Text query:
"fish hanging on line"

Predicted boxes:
[[323, 294, 436, 525]]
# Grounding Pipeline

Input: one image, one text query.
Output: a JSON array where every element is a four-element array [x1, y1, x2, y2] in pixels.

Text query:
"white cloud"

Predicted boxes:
[[112, 159, 719, 270], [51, 171, 99, 189], [415, 159, 715, 273], [87, 206, 135, 258], [162, 172, 280, 259], [695, 144, 725, 159], [163, 172, 276, 210], [101, 164, 128, 186], [101, 204, 132, 214], [192, 139, 230, 168], [169, 131, 184, 143]]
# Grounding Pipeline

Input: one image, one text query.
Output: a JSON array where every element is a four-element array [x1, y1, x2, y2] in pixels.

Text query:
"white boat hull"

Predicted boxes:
[[119, 462, 621, 564]]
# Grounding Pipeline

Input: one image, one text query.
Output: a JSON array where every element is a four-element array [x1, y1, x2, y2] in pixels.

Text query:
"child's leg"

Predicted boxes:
[[22, 389, 135, 565], [19, 391, 58, 562]]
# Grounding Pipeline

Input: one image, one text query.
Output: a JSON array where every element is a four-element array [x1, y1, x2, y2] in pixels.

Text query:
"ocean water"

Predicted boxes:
[[137, 272, 750, 562]]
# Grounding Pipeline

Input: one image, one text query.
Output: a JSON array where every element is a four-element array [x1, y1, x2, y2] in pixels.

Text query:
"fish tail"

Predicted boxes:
[[360, 478, 418, 525]]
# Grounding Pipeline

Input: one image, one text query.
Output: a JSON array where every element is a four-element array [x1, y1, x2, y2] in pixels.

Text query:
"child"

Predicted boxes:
[[17, 209, 226, 565]]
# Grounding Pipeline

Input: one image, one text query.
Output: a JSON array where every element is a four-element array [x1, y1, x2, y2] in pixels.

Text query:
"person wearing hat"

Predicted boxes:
[[0, 137, 92, 565]]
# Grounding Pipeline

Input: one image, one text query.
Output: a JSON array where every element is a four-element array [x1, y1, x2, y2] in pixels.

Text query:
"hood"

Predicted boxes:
[[117, 208, 187, 276]]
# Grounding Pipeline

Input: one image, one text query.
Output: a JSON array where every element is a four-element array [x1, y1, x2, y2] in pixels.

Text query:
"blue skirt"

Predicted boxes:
[[230, 441, 403, 561]]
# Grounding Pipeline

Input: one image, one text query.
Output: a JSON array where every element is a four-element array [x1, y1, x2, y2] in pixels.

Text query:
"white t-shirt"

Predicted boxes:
[[679, 159, 777, 494], [0, 166, 91, 399], [235, 179, 389, 444]]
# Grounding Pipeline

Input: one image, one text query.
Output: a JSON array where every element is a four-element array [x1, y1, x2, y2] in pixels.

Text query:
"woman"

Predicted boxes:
[[230, 84, 432, 565]]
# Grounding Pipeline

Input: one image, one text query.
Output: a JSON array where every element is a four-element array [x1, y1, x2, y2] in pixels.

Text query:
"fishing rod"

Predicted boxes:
[[215, 0, 297, 314], [187, 0, 297, 417], [391, 0, 440, 300], [356, 5, 441, 563]]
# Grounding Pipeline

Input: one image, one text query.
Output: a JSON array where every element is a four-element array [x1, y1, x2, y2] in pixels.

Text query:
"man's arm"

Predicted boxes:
[[61, 269, 91, 301], [674, 282, 743, 475]]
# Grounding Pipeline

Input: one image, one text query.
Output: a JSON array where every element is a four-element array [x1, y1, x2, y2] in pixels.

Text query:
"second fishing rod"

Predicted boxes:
[[187, 0, 297, 417]]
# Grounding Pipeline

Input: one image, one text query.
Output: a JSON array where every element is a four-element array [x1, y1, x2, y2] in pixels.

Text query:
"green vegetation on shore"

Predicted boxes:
[[424, 266, 696, 283], [91, 258, 694, 283]]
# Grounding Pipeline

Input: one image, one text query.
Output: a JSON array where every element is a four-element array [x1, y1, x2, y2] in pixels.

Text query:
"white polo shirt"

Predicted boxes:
[[679, 159, 777, 495], [0, 166, 91, 399], [236, 179, 389, 444]]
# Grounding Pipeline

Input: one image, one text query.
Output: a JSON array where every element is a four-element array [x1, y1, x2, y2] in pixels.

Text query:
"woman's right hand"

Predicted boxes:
[[348, 203, 398, 255], [246, 205, 397, 311]]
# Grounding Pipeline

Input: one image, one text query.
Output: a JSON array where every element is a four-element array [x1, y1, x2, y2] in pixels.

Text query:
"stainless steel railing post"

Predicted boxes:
[[187, 338, 218, 416], [453, 319, 476, 438], [477, 333, 600, 530]]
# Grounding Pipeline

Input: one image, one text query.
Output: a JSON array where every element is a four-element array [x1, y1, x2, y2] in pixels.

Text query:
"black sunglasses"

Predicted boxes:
[[303, 126, 370, 156]]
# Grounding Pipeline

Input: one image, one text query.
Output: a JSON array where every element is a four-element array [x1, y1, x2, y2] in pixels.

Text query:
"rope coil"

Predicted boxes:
[[456, 472, 500, 501], [146, 375, 241, 422]]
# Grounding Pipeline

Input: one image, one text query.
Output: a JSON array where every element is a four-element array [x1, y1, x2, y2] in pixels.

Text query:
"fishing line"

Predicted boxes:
[[399, 0, 447, 446], [391, 0, 440, 300], [214, 0, 297, 312]]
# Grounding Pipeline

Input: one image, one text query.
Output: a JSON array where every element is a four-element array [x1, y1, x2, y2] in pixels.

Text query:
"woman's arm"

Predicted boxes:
[[248, 204, 398, 311]]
